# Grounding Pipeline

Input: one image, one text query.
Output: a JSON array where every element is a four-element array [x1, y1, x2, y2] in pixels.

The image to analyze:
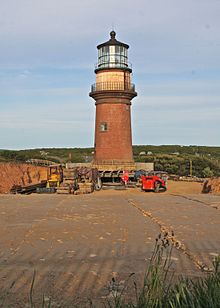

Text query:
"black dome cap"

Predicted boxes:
[[97, 31, 129, 49]]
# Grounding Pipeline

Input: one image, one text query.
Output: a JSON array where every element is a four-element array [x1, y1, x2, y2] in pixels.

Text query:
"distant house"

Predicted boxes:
[[40, 150, 48, 156], [139, 151, 153, 156]]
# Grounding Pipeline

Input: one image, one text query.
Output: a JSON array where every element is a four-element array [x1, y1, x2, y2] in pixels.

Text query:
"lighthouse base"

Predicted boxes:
[[92, 160, 136, 171], [66, 162, 154, 172]]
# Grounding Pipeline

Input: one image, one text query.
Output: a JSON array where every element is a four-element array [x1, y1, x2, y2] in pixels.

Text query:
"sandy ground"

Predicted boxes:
[[0, 181, 219, 307]]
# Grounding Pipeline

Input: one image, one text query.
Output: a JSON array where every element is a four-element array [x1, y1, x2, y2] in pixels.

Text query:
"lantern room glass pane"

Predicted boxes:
[[98, 45, 128, 69]]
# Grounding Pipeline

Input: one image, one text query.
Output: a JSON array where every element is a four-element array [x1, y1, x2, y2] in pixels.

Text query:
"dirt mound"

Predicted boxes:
[[202, 177, 220, 194], [0, 163, 48, 194]]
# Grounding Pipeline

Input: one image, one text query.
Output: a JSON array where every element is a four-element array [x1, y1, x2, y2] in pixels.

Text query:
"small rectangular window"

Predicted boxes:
[[100, 122, 108, 131]]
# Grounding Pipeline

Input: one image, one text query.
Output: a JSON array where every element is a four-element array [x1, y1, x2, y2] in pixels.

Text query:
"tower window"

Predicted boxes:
[[100, 122, 108, 131]]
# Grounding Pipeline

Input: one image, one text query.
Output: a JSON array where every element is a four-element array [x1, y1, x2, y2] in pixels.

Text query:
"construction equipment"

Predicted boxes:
[[141, 175, 167, 193], [56, 167, 77, 194], [76, 167, 102, 193], [56, 167, 101, 194], [46, 164, 63, 188]]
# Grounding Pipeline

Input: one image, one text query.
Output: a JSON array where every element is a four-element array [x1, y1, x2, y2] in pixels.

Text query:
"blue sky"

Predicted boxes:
[[0, 0, 219, 149]]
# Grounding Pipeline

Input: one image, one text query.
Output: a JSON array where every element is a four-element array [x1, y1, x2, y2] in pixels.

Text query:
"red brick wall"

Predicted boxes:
[[94, 102, 133, 162]]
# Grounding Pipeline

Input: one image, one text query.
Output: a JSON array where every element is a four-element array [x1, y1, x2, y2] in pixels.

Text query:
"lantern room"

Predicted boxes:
[[91, 31, 136, 93], [96, 31, 131, 71]]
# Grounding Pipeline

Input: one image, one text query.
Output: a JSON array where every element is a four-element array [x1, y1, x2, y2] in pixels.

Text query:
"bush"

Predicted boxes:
[[202, 167, 214, 178]]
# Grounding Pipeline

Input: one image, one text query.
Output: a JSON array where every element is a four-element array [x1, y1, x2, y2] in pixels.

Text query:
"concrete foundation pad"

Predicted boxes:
[[0, 185, 219, 306]]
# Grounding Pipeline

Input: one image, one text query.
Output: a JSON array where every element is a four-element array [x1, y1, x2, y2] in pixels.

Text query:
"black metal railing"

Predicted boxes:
[[91, 82, 135, 92]]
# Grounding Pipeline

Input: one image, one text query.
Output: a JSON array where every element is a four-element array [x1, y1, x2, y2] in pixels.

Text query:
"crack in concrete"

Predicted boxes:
[[170, 194, 219, 210], [127, 198, 212, 273]]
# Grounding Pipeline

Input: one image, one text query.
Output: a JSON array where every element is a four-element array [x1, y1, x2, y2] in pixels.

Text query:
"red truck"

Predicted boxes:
[[141, 175, 167, 192]]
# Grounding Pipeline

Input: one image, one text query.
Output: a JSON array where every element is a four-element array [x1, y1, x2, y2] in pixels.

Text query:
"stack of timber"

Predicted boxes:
[[57, 168, 77, 194], [63, 168, 77, 181], [74, 182, 94, 195], [56, 184, 71, 194]]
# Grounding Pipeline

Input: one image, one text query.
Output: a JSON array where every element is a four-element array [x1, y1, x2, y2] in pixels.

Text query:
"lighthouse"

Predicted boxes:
[[89, 31, 137, 165]]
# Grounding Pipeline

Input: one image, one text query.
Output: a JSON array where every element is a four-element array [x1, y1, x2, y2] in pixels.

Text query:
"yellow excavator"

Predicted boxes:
[[46, 164, 63, 188]]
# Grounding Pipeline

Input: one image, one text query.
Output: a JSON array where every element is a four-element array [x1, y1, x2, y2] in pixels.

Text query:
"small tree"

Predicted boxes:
[[202, 167, 214, 178]]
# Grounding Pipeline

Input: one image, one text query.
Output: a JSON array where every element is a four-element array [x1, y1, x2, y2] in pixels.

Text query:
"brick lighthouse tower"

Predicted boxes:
[[90, 31, 137, 165]]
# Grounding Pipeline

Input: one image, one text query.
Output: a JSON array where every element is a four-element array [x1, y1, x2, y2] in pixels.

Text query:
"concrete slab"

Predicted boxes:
[[0, 188, 219, 306]]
